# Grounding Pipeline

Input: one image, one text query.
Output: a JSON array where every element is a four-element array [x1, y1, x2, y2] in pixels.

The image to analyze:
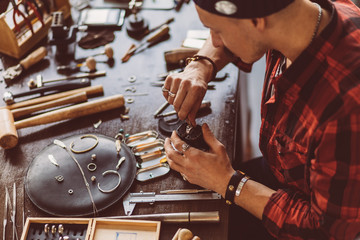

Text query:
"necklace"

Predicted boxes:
[[311, 3, 323, 42]]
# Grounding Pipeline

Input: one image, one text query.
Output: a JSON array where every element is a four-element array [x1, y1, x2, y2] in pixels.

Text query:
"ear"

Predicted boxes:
[[251, 18, 266, 31]]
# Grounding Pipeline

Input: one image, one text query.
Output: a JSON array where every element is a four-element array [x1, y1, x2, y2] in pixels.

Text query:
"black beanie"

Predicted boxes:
[[193, 0, 295, 18]]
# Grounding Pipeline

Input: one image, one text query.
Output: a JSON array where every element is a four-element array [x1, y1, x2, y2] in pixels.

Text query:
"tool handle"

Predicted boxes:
[[15, 94, 124, 129], [5, 85, 103, 110], [146, 25, 170, 43], [11, 92, 88, 119], [20, 46, 47, 70], [164, 48, 199, 65]]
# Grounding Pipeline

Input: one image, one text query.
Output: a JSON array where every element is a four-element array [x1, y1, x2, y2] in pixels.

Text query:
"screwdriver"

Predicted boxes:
[[122, 24, 170, 63]]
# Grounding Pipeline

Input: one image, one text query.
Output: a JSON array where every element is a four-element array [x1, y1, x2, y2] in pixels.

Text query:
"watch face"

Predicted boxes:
[[214, 1, 237, 15]]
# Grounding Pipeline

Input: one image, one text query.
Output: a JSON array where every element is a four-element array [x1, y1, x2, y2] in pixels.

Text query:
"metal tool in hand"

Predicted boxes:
[[2, 46, 47, 85], [10, 0, 33, 34], [123, 191, 221, 215]]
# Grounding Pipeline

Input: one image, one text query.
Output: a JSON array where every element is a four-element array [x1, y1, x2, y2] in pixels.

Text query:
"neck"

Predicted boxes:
[[268, 0, 330, 62]]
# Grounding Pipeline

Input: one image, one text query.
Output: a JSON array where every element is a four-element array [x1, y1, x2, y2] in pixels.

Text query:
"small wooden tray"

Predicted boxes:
[[91, 218, 161, 240], [21, 217, 161, 240]]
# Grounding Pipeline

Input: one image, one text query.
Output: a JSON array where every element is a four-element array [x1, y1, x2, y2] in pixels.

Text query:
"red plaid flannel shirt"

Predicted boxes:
[[235, 0, 360, 238]]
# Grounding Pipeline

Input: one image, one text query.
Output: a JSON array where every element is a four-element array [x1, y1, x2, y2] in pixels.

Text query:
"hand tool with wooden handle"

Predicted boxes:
[[0, 94, 124, 149], [164, 48, 199, 65], [4, 85, 103, 110], [2, 46, 47, 85], [11, 92, 88, 119], [3, 78, 91, 105], [122, 25, 170, 62]]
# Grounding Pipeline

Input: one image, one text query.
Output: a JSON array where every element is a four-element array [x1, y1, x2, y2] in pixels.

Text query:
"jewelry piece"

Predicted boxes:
[[91, 176, 96, 182], [54, 139, 98, 215], [115, 132, 125, 155], [55, 175, 64, 183], [70, 134, 99, 154], [58, 224, 64, 235], [116, 156, 126, 170], [311, 3, 322, 43], [93, 119, 102, 129], [87, 163, 97, 172], [170, 141, 183, 154], [182, 143, 190, 152], [68, 189, 74, 195], [51, 225, 57, 235], [91, 154, 96, 161], [235, 175, 250, 197], [48, 154, 59, 167], [97, 170, 122, 193], [161, 85, 169, 93], [186, 125, 193, 135], [126, 98, 134, 104], [180, 173, 187, 181], [168, 91, 176, 98], [44, 224, 50, 234], [128, 75, 137, 83]]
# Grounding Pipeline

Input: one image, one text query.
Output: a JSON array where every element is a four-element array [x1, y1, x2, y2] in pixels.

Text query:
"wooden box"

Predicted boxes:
[[0, 0, 71, 59], [21, 217, 161, 240]]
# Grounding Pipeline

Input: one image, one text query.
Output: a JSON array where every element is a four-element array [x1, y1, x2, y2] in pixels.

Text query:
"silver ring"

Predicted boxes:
[[168, 91, 176, 98], [180, 173, 187, 181], [97, 170, 122, 193], [126, 98, 134, 104], [171, 141, 183, 154], [87, 163, 97, 172], [182, 143, 190, 152], [161, 85, 169, 92]]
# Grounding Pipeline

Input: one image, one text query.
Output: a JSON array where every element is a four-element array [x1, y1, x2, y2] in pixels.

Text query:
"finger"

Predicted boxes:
[[177, 93, 201, 122], [168, 77, 181, 104], [164, 136, 184, 159], [162, 75, 173, 99], [164, 138, 185, 172], [187, 100, 202, 126], [172, 85, 187, 114], [201, 123, 220, 150]]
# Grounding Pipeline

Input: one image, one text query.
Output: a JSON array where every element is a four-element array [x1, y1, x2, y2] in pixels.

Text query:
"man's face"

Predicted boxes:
[[195, 5, 267, 63]]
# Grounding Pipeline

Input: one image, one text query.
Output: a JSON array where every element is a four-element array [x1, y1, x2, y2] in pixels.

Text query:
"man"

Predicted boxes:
[[162, 0, 360, 239]]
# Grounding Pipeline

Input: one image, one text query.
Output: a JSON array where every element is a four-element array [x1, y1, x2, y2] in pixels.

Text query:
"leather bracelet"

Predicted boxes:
[[185, 54, 217, 82], [235, 175, 250, 197], [225, 170, 245, 205]]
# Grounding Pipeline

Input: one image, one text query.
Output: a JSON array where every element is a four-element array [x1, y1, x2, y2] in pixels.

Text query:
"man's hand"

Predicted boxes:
[[162, 62, 211, 126], [164, 123, 234, 197]]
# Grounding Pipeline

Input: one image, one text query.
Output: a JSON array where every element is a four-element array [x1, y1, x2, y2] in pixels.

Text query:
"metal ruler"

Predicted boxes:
[[123, 191, 221, 216]]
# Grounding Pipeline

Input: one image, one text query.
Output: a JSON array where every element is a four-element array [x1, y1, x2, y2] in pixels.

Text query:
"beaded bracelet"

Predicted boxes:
[[225, 170, 246, 205], [185, 55, 217, 82]]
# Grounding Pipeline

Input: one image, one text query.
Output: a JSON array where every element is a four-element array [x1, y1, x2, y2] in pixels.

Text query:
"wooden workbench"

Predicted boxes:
[[0, 2, 242, 239]]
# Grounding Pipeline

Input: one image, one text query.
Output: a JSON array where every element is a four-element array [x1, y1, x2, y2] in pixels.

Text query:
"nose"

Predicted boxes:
[[210, 30, 223, 48]]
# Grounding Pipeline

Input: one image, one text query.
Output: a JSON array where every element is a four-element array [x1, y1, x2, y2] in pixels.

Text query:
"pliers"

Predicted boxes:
[[23, 0, 45, 26], [10, 0, 34, 34]]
